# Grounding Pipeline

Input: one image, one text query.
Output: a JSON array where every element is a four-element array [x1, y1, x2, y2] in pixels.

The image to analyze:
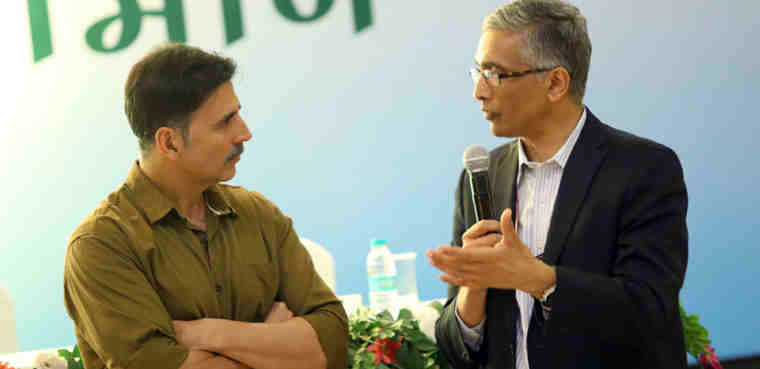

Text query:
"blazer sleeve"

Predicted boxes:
[[547, 146, 688, 350], [435, 169, 483, 369]]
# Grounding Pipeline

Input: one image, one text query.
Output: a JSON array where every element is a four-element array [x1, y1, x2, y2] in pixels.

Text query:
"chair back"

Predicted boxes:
[[0, 285, 19, 354], [299, 237, 336, 292]]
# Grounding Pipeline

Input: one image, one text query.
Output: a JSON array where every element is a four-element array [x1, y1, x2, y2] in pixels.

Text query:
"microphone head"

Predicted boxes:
[[463, 145, 489, 172]]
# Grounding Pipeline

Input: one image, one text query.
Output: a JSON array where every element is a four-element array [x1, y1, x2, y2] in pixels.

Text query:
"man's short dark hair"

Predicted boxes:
[[124, 43, 237, 152]]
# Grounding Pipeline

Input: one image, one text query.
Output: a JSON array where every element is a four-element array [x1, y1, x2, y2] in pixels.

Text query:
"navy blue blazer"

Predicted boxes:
[[435, 109, 688, 369]]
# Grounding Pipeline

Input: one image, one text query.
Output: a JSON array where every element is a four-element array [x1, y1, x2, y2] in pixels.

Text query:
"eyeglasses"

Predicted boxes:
[[469, 67, 554, 87]]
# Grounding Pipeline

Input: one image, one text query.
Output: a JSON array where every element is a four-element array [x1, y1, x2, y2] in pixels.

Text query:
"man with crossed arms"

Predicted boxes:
[[64, 44, 347, 369]]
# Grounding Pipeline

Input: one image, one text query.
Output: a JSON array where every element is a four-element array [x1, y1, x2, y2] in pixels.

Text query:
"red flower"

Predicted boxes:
[[698, 345, 723, 369], [0, 361, 16, 369], [366, 337, 403, 364]]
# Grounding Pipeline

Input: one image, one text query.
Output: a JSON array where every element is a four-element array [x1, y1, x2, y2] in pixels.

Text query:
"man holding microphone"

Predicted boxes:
[[427, 1, 689, 368]]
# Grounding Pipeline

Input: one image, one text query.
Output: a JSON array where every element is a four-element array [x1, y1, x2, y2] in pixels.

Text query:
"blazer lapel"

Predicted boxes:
[[485, 142, 521, 365], [542, 111, 609, 265], [491, 141, 520, 222]]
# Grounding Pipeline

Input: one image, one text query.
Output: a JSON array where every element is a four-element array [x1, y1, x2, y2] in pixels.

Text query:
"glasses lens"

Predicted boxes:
[[470, 68, 499, 87], [469, 68, 481, 85]]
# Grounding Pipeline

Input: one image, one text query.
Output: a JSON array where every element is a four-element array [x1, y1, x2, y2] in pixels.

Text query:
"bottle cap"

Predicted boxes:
[[370, 238, 387, 248]]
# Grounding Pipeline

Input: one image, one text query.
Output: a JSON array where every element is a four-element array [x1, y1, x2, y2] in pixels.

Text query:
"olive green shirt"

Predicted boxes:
[[64, 161, 348, 369]]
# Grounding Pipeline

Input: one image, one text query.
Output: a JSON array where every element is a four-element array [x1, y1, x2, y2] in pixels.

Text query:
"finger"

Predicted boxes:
[[462, 220, 501, 241], [439, 272, 464, 286], [266, 304, 292, 323], [440, 245, 510, 268], [266, 302, 286, 319], [499, 209, 519, 243], [426, 248, 449, 272], [429, 247, 496, 277], [429, 246, 471, 268], [171, 321, 187, 340], [427, 246, 466, 262], [427, 247, 467, 275], [463, 233, 503, 249], [439, 273, 485, 289]]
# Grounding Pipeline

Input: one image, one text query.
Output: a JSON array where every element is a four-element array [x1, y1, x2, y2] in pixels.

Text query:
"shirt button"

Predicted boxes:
[[215, 284, 223, 293]]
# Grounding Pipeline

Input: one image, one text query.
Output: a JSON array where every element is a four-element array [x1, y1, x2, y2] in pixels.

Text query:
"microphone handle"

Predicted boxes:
[[468, 170, 493, 222]]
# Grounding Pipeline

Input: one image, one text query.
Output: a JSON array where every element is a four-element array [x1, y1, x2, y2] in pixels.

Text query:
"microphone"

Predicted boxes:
[[462, 145, 493, 222]]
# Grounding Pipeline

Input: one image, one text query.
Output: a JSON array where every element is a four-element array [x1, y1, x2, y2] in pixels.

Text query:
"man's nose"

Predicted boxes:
[[473, 77, 490, 101], [238, 119, 253, 142]]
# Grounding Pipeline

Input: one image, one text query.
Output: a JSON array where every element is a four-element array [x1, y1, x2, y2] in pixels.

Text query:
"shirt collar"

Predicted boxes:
[[517, 107, 587, 170], [124, 160, 237, 224]]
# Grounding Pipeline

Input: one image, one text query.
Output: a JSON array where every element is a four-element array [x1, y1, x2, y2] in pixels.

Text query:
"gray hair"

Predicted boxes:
[[483, 0, 591, 104]]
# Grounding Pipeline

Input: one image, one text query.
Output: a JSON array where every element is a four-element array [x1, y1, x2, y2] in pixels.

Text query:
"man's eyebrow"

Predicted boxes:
[[475, 59, 505, 70]]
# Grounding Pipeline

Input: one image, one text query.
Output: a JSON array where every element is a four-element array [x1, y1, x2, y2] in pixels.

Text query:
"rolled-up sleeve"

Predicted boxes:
[[64, 231, 188, 369]]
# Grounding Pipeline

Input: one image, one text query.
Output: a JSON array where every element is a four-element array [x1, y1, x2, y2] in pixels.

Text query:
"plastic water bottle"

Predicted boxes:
[[367, 238, 398, 316]]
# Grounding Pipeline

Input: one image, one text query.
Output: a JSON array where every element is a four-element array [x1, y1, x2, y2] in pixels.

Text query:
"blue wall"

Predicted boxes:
[[1, 0, 758, 360]]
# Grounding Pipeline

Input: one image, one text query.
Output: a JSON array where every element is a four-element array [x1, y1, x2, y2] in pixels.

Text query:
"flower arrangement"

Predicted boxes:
[[348, 302, 451, 369], [348, 300, 721, 369]]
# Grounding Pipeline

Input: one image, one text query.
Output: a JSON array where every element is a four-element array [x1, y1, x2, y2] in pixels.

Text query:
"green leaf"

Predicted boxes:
[[58, 348, 73, 360], [397, 308, 414, 321], [413, 339, 438, 352], [429, 300, 444, 314], [425, 357, 436, 369], [371, 326, 385, 337], [395, 344, 427, 369], [376, 310, 394, 321]]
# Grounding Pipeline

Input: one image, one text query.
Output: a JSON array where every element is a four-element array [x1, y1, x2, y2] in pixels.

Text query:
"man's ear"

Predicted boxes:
[[154, 127, 182, 159], [546, 67, 571, 102]]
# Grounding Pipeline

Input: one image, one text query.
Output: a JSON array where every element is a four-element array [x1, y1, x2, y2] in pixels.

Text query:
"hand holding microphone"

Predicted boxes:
[[462, 145, 493, 222], [462, 145, 501, 241], [426, 145, 502, 288]]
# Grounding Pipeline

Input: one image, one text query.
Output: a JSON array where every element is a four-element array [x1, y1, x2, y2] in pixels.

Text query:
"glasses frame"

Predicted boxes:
[[469, 67, 555, 87]]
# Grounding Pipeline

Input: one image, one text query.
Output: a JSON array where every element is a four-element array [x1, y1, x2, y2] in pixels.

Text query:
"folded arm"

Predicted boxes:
[[187, 193, 349, 369], [175, 315, 326, 369], [65, 232, 246, 369], [179, 350, 248, 369]]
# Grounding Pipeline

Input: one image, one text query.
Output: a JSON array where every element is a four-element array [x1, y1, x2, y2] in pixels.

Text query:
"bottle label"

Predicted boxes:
[[369, 276, 396, 292]]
